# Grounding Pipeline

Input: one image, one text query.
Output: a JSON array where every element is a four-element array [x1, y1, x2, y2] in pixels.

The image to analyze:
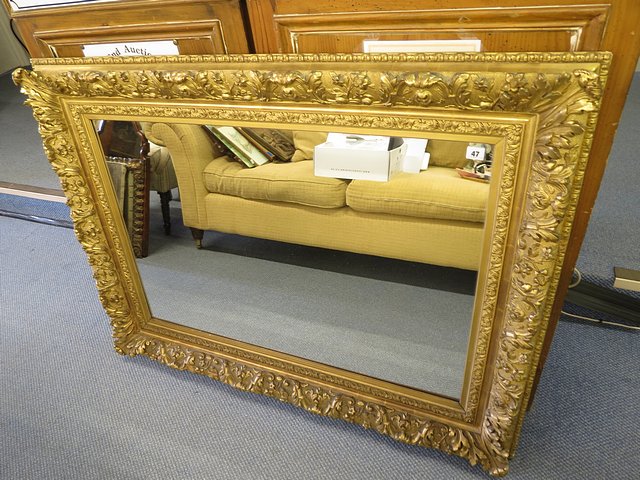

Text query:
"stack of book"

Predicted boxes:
[[204, 126, 296, 168]]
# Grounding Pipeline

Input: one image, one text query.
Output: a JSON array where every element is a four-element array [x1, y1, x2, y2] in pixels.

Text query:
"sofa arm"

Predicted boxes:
[[146, 123, 226, 228]]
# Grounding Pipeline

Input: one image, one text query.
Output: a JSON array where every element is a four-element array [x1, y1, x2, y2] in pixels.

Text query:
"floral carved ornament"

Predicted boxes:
[[13, 52, 609, 476]]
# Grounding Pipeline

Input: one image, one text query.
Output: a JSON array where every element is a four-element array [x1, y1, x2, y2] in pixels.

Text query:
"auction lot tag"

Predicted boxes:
[[466, 144, 486, 161]]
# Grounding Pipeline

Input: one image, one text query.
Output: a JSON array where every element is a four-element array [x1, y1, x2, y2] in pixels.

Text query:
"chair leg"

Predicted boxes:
[[190, 228, 204, 249], [158, 190, 172, 235]]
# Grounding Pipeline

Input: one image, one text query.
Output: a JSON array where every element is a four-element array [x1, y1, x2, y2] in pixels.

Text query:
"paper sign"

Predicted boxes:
[[83, 40, 179, 57], [363, 39, 482, 53], [9, 1, 101, 10]]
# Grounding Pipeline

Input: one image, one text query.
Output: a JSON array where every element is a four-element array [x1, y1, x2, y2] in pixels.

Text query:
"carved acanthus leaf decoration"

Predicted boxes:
[[13, 53, 610, 476], [19, 67, 601, 116], [121, 334, 506, 474], [482, 68, 603, 458], [12, 68, 137, 344]]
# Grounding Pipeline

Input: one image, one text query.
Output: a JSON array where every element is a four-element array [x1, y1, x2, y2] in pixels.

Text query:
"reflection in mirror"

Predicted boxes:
[[96, 120, 177, 258], [95, 120, 492, 400]]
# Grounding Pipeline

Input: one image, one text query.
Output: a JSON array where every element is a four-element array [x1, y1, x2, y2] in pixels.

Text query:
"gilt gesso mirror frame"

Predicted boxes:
[[14, 52, 609, 476]]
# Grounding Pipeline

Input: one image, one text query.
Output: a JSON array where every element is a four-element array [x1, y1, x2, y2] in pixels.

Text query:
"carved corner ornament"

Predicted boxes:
[[13, 52, 610, 476]]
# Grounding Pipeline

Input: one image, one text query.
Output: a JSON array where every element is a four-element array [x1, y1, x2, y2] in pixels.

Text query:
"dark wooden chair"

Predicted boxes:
[[98, 120, 177, 257]]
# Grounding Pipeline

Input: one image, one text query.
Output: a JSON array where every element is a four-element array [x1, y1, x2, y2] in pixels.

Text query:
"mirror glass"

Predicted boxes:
[[95, 119, 494, 400]]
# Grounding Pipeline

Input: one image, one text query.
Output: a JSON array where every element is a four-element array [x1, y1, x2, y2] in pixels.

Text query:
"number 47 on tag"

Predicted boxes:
[[466, 144, 486, 161]]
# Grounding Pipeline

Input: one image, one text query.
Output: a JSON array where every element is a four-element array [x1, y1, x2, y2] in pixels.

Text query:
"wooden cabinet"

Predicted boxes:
[[7, 0, 251, 57], [247, 0, 610, 54]]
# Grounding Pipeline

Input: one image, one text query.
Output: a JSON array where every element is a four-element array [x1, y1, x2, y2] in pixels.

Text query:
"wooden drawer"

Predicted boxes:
[[10, 0, 251, 57]]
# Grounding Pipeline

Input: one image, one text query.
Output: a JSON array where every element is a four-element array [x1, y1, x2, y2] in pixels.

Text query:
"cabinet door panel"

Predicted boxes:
[[287, 30, 585, 55], [38, 21, 229, 58], [11, 0, 249, 57], [270, 6, 608, 53]]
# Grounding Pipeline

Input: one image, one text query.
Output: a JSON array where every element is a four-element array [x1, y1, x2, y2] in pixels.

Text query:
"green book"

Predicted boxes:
[[205, 126, 270, 167]]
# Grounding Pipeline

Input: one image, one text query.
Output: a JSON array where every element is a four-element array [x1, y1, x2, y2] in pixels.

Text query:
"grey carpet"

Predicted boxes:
[[138, 198, 473, 399], [1, 215, 639, 479], [575, 73, 640, 300], [0, 71, 60, 190]]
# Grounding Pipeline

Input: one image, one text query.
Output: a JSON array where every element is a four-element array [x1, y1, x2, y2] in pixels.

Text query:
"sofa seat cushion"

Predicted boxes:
[[203, 157, 348, 208], [346, 167, 489, 223]]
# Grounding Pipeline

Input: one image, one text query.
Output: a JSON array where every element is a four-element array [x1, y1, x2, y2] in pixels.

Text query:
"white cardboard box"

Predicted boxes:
[[314, 134, 408, 182], [402, 138, 429, 173]]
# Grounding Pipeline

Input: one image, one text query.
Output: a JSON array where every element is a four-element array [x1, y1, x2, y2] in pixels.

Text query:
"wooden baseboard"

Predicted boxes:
[[0, 181, 66, 203]]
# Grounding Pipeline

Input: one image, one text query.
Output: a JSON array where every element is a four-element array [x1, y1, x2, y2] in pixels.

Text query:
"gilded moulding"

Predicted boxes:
[[67, 101, 525, 425], [13, 52, 609, 476], [69, 99, 524, 422]]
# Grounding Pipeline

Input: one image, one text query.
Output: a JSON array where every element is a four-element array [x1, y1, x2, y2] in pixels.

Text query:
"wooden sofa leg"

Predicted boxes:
[[190, 228, 204, 249], [158, 190, 172, 235]]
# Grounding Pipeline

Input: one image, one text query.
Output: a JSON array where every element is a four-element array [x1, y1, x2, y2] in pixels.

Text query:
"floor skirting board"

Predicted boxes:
[[0, 181, 65, 203]]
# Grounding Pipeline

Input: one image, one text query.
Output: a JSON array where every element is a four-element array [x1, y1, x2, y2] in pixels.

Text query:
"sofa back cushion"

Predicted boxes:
[[203, 157, 348, 209], [427, 140, 470, 169], [291, 131, 328, 162]]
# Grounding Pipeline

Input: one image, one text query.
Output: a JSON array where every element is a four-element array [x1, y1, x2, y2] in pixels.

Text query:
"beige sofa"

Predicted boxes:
[[144, 123, 490, 271]]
